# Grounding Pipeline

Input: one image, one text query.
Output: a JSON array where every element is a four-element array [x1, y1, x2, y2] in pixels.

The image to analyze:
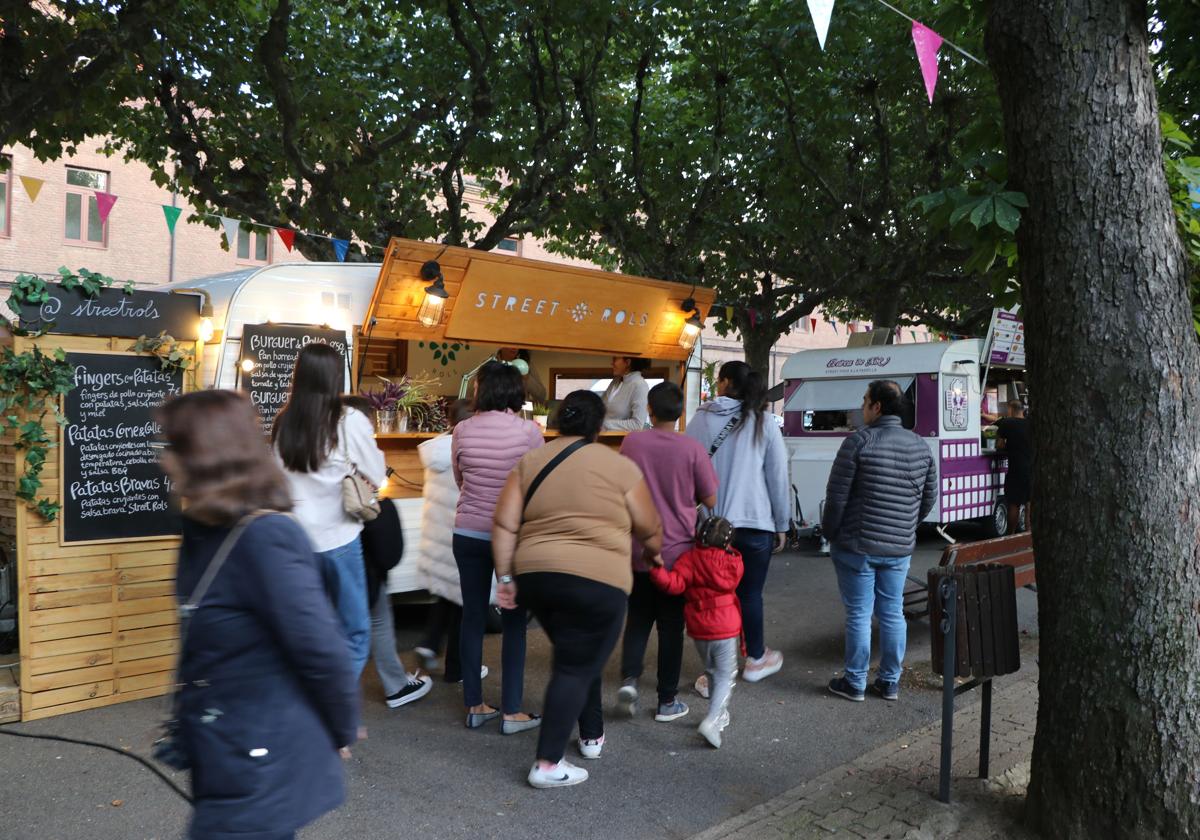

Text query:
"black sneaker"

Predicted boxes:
[[870, 678, 899, 701], [386, 673, 433, 708], [827, 677, 865, 702]]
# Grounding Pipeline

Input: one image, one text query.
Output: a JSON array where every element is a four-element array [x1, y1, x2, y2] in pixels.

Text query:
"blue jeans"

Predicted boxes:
[[454, 534, 527, 713], [733, 529, 775, 660], [831, 550, 910, 690], [317, 537, 371, 679]]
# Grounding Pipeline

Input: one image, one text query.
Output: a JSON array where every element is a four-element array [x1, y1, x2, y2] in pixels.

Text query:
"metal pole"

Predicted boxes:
[[979, 679, 993, 779], [938, 576, 957, 804]]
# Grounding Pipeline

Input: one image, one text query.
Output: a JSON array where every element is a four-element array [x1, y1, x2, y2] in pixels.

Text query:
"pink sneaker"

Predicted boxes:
[[742, 649, 783, 683]]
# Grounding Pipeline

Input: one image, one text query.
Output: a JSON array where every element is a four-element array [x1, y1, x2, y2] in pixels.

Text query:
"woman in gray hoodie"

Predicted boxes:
[[685, 361, 791, 684]]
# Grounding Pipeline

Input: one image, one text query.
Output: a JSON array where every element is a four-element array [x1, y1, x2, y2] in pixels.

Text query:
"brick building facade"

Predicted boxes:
[[1, 139, 877, 388]]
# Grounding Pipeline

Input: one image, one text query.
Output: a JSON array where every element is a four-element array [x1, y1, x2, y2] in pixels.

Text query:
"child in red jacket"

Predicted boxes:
[[649, 516, 743, 748]]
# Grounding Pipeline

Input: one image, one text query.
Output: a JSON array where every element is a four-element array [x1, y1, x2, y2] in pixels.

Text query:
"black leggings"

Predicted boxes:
[[620, 571, 685, 705], [518, 572, 626, 764]]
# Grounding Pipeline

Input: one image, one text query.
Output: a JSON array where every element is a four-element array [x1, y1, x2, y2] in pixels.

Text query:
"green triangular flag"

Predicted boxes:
[[161, 205, 182, 234]]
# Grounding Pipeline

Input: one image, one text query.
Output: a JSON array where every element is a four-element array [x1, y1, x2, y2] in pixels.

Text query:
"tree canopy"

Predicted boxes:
[[1, 1, 1195, 366]]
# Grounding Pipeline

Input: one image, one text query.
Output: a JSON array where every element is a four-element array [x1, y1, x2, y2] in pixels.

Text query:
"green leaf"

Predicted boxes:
[[969, 199, 996, 229], [993, 198, 1021, 233]]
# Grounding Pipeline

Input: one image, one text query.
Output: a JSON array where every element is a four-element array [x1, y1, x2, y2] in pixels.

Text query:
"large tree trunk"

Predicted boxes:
[[739, 324, 779, 379], [986, 4, 1200, 838]]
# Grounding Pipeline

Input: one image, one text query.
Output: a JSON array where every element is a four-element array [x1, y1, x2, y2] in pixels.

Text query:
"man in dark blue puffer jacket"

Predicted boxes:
[[821, 380, 938, 703]]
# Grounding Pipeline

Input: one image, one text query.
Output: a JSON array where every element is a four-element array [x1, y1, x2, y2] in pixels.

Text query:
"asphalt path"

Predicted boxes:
[[0, 525, 1038, 840]]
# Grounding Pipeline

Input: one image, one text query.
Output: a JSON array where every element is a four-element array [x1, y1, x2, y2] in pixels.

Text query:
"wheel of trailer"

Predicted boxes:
[[985, 498, 1008, 538]]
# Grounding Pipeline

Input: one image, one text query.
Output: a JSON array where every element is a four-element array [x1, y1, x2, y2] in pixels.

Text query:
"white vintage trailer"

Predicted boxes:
[[781, 340, 1019, 540], [161, 263, 426, 594]]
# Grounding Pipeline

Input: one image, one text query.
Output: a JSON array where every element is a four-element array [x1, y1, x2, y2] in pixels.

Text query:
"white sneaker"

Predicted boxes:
[[742, 649, 783, 683], [694, 674, 710, 699], [699, 709, 730, 749], [528, 759, 589, 788], [578, 735, 604, 759], [616, 682, 638, 717]]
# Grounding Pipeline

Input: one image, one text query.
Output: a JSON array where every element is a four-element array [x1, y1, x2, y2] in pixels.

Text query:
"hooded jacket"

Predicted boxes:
[[685, 397, 790, 533], [650, 544, 744, 640]]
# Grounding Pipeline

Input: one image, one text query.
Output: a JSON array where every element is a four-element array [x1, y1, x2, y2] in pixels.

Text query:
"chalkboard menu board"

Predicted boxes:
[[62, 353, 183, 544], [13, 286, 202, 339], [241, 324, 349, 432]]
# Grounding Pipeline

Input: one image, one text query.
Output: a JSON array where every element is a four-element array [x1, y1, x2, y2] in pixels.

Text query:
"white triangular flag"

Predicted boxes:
[[807, 0, 835, 50], [220, 216, 241, 248]]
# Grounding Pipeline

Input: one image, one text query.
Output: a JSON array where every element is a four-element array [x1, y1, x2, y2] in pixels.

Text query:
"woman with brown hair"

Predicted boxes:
[[157, 390, 358, 840], [273, 342, 386, 677]]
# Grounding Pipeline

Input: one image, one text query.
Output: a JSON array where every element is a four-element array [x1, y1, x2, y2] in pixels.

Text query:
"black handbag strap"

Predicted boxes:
[[524, 439, 589, 512], [709, 416, 740, 458]]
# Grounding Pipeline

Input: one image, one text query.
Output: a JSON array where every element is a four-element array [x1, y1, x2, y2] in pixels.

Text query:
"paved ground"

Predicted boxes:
[[691, 667, 1039, 840], [0, 526, 1038, 840]]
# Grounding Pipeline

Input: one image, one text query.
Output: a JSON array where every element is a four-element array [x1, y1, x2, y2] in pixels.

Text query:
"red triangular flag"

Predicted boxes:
[[810, 317, 818, 332], [95, 192, 118, 225], [276, 228, 295, 252]]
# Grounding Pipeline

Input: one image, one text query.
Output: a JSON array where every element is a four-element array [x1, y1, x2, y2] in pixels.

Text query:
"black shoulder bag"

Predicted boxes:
[[153, 511, 269, 771], [708, 416, 740, 457], [524, 439, 590, 512]]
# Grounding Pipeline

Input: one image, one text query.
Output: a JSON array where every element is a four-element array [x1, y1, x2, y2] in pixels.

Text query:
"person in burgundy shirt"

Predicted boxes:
[[616, 382, 719, 722]]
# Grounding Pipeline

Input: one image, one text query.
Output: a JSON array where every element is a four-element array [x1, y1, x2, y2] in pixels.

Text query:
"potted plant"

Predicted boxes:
[[363, 383, 402, 432], [363, 374, 441, 433], [531, 403, 550, 430]]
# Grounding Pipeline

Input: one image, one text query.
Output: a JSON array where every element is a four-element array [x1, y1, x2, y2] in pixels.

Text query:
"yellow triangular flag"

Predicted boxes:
[[19, 176, 44, 203]]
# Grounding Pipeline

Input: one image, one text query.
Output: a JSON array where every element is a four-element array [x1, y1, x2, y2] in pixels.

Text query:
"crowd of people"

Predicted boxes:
[[159, 349, 947, 839]]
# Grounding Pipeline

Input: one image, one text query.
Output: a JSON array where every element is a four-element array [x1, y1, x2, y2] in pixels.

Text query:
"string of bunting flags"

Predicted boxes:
[[10, 172, 379, 261], [805, 0, 987, 104]]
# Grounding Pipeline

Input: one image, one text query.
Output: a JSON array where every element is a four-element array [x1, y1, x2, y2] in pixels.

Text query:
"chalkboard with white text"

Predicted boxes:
[[62, 353, 183, 544], [240, 323, 349, 433]]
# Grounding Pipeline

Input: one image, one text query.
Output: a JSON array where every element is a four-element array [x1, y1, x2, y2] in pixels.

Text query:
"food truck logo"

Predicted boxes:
[[825, 356, 892, 370]]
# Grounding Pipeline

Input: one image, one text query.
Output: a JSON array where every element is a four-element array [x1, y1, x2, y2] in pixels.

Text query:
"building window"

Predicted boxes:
[[237, 227, 270, 263], [0, 155, 10, 237], [64, 166, 109, 246], [495, 237, 519, 254]]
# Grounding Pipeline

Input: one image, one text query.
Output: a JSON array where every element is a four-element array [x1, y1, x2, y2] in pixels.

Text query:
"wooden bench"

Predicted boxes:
[[904, 532, 1035, 619]]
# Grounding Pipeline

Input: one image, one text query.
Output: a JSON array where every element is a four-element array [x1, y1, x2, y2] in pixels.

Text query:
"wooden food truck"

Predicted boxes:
[[164, 240, 714, 594], [781, 339, 1026, 542]]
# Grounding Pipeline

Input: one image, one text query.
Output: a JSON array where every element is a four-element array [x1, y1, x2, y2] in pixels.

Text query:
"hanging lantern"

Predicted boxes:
[[416, 260, 450, 327], [677, 298, 703, 351]]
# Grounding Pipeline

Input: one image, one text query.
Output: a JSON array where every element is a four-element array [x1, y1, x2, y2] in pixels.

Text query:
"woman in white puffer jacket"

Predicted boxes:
[[414, 400, 486, 682]]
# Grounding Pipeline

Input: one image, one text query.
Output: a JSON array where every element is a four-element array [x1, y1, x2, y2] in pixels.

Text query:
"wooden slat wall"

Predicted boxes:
[[12, 334, 199, 721], [363, 239, 716, 361]]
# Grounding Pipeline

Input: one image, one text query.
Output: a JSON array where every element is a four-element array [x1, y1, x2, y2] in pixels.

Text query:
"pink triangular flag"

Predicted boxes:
[[221, 216, 241, 247], [276, 228, 295, 252], [806, 0, 835, 50], [94, 191, 118, 225], [19, 175, 44, 202], [911, 22, 943, 103]]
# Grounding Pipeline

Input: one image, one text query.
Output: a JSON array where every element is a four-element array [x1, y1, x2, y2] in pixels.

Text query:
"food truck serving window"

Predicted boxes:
[[785, 376, 915, 432]]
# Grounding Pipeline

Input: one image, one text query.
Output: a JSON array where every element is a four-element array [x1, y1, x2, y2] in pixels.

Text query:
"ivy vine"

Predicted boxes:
[[0, 344, 74, 521], [2, 267, 132, 521]]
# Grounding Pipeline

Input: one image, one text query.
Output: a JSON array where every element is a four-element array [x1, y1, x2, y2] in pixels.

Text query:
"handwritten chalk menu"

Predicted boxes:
[[12, 286, 201, 339], [241, 324, 349, 432], [63, 353, 182, 544]]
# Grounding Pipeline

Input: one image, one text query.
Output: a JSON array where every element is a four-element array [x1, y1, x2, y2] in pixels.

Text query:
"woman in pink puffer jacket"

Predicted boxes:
[[451, 361, 544, 733]]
